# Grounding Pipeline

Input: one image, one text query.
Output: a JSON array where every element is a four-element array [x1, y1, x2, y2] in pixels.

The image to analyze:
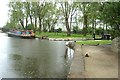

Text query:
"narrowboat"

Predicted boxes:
[[7, 30, 35, 39]]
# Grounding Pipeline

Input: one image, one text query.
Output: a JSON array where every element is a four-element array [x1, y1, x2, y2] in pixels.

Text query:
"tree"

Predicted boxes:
[[99, 2, 120, 38], [87, 2, 101, 38], [78, 2, 91, 36], [8, 1, 24, 29], [37, 2, 52, 33], [8, 1, 54, 33], [43, 3, 59, 32], [60, 2, 77, 36]]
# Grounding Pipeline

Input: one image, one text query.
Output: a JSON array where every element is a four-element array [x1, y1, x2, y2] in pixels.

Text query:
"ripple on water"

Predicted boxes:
[[9, 54, 22, 60]]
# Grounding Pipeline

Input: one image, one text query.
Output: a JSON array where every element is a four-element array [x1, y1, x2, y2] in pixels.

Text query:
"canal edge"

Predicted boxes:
[[67, 44, 85, 78]]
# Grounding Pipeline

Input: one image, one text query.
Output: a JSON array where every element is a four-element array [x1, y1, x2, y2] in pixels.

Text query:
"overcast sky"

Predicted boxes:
[[0, 0, 9, 27]]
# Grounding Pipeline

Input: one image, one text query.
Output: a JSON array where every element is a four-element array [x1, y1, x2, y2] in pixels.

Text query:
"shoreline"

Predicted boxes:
[[36, 37, 94, 41]]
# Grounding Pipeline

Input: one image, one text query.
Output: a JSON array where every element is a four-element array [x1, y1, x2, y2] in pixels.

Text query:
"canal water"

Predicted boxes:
[[0, 33, 74, 78]]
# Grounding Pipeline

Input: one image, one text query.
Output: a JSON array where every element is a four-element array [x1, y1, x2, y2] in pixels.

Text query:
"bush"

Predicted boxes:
[[57, 28, 62, 33], [73, 26, 79, 34], [77, 29, 82, 34], [87, 27, 93, 35], [26, 24, 33, 30], [110, 30, 120, 40], [49, 27, 54, 32], [43, 28, 48, 32], [95, 27, 104, 35], [82, 27, 88, 36], [2, 27, 9, 32]]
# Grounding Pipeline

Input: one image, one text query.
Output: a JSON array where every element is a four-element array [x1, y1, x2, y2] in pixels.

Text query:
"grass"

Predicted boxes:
[[77, 40, 112, 45], [35, 32, 100, 38], [35, 32, 112, 45]]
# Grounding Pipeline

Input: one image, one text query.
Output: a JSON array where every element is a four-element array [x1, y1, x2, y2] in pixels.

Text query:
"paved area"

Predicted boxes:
[[68, 44, 118, 78], [67, 45, 85, 78]]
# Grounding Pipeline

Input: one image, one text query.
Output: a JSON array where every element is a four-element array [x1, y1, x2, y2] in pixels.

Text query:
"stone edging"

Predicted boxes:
[[48, 38, 94, 41]]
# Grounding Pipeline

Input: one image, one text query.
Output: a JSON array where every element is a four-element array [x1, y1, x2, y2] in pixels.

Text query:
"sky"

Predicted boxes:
[[0, 0, 9, 27]]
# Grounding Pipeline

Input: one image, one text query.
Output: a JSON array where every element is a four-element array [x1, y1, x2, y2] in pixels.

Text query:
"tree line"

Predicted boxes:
[[4, 1, 120, 38]]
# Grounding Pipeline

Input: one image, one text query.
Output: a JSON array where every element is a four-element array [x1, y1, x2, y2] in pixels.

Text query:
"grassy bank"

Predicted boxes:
[[77, 40, 112, 45], [35, 32, 100, 38]]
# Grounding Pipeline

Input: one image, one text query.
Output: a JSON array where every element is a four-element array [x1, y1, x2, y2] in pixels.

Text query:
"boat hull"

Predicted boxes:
[[7, 32, 35, 39]]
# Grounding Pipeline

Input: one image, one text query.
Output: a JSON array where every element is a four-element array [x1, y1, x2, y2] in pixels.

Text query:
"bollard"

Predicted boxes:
[[85, 53, 89, 57]]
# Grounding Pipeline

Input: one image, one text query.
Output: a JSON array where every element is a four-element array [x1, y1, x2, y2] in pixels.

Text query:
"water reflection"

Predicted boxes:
[[65, 47, 74, 59], [11, 54, 22, 60], [64, 46, 74, 74], [0, 33, 72, 78]]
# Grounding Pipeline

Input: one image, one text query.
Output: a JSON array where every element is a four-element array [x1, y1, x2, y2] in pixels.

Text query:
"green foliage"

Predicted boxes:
[[9, 2, 24, 28], [99, 2, 120, 25], [6, 2, 120, 37], [27, 24, 33, 30], [57, 28, 62, 33], [77, 40, 112, 45], [110, 29, 120, 40], [87, 27, 93, 35], [60, 2, 78, 36], [43, 28, 48, 32], [35, 32, 93, 38], [95, 27, 104, 35], [73, 26, 79, 34], [82, 27, 88, 36], [50, 27, 55, 32], [1, 27, 9, 32], [99, 2, 120, 38]]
